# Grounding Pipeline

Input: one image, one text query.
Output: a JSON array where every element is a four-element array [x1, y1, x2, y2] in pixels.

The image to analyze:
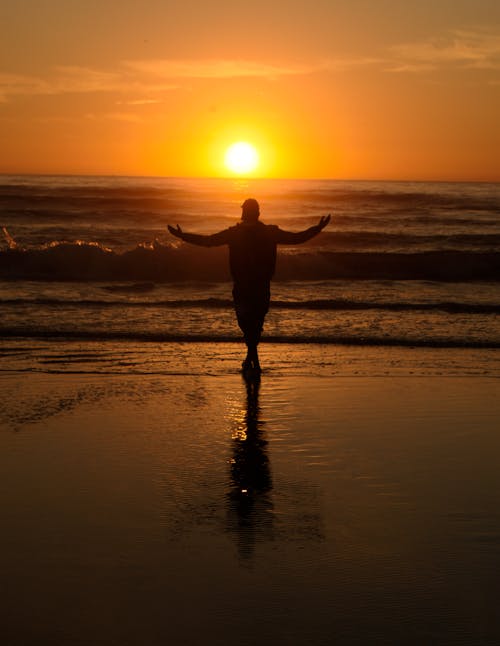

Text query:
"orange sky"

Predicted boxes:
[[1, 1, 499, 180]]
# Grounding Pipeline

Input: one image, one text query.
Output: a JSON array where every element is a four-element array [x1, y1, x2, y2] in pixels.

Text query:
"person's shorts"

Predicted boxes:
[[232, 282, 270, 332]]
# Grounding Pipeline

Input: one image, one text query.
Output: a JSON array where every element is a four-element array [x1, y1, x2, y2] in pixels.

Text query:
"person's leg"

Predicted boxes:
[[243, 329, 261, 371], [240, 321, 259, 370], [249, 345, 260, 371], [233, 282, 269, 371]]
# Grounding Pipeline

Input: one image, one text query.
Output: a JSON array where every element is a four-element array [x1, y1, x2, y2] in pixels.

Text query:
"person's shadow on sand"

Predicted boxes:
[[226, 373, 274, 562]]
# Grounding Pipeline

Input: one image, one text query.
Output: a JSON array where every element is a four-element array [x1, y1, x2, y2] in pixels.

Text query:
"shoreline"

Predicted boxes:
[[1, 340, 499, 378]]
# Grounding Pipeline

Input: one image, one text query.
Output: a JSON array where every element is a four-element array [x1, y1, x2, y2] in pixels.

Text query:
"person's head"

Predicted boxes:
[[241, 198, 260, 223]]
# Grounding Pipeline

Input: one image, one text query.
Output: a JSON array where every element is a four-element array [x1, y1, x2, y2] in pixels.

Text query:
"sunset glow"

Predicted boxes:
[[0, 3, 499, 180]]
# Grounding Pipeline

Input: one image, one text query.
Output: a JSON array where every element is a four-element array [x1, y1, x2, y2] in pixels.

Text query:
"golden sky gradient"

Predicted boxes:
[[1, 1, 499, 180]]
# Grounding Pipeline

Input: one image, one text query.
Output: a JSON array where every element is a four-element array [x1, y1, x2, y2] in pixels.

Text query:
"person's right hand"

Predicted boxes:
[[168, 224, 184, 238]]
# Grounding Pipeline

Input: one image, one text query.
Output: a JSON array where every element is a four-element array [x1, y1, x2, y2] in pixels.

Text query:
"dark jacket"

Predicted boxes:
[[180, 220, 321, 284]]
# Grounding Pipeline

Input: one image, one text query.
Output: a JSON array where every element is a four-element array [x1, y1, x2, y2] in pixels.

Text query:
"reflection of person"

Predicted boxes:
[[168, 199, 330, 372], [227, 373, 273, 561]]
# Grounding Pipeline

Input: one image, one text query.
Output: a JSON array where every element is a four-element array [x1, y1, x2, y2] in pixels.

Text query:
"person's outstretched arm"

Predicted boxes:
[[167, 225, 231, 247], [274, 214, 331, 245]]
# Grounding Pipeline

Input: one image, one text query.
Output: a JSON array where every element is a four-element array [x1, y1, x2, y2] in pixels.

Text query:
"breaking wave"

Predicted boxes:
[[1, 241, 500, 281]]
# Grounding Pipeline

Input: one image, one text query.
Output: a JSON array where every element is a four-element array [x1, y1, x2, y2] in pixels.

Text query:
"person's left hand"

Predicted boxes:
[[317, 214, 331, 231], [168, 224, 184, 238]]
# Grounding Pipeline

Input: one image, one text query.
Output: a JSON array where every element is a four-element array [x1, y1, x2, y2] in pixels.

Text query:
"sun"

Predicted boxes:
[[224, 141, 259, 175]]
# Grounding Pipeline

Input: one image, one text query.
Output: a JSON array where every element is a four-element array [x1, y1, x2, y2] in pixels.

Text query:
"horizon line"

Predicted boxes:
[[0, 171, 499, 184]]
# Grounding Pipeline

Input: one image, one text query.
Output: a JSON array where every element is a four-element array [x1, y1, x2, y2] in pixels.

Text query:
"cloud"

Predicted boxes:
[[0, 68, 124, 100], [0, 72, 51, 102], [85, 111, 144, 123], [51, 66, 125, 93], [387, 29, 500, 72], [0, 55, 382, 103], [2, 30, 496, 105], [124, 56, 384, 80], [0, 66, 178, 102], [116, 98, 163, 105], [0, 60, 310, 103], [124, 58, 314, 79]]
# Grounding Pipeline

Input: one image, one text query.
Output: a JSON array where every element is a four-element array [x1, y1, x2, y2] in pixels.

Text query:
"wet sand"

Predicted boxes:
[[1, 346, 500, 645]]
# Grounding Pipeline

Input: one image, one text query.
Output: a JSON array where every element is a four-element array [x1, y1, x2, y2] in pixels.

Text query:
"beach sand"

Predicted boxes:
[[1, 344, 500, 645]]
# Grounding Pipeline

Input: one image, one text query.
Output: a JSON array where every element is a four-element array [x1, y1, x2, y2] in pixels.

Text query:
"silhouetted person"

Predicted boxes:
[[168, 199, 330, 372]]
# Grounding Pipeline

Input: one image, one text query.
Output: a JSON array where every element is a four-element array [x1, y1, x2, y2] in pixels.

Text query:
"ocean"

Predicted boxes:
[[1, 175, 499, 373], [2, 176, 500, 645]]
